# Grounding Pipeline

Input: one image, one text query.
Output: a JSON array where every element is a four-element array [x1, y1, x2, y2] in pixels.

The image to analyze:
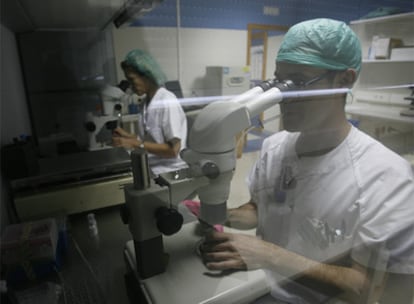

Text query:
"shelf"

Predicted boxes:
[[362, 59, 414, 63], [346, 104, 414, 124], [350, 12, 414, 92], [350, 11, 414, 25]]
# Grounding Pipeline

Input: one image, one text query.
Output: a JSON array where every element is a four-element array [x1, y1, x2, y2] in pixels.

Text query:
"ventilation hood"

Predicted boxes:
[[0, 0, 163, 33], [111, 0, 163, 28]]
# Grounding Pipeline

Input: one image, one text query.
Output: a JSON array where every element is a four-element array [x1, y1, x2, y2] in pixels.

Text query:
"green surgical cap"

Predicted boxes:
[[276, 18, 362, 73], [124, 49, 167, 86]]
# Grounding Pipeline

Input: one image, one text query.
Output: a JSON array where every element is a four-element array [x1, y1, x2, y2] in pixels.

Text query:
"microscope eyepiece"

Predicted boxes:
[[257, 78, 277, 91], [274, 80, 297, 92]]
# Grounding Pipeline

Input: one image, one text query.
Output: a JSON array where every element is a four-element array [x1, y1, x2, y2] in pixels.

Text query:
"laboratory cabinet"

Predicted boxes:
[[349, 12, 414, 89], [350, 12, 414, 61], [347, 12, 414, 157]]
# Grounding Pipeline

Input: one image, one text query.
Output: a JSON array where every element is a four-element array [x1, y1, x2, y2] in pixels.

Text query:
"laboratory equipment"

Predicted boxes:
[[84, 112, 118, 151], [101, 84, 128, 115], [204, 66, 251, 96], [122, 79, 347, 277], [121, 79, 271, 277]]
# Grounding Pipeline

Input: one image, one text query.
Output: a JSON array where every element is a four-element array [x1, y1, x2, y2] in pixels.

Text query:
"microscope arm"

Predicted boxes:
[[181, 80, 285, 225]]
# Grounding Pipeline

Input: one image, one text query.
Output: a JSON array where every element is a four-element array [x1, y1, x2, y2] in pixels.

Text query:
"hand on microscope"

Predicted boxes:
[[200, 201, 270, 271], [112, 127, 142, 149]]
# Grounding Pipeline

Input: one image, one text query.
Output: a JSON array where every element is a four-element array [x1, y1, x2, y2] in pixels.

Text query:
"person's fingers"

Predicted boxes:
[[205, 258, 246, 270], [203, 251, 237, 261], [204, 231, 232, 242], [201, 241, 237, 253], [113, 127, 130, 137], [112, 137, 122, 146]]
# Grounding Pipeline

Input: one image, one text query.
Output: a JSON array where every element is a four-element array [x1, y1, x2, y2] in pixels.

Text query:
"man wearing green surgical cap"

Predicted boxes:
[[112, 49, 188, 176], [201, 19, 414, 303]]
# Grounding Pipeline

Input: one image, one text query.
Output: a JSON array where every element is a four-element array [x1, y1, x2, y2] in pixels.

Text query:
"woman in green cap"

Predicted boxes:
[[200, 18, 414, 304], [112, 49, 188, 176]]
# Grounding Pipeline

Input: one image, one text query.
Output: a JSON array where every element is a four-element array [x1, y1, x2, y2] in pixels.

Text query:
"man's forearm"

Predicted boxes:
[[263, 244, 383, 303], [226, 201, 258, 230]]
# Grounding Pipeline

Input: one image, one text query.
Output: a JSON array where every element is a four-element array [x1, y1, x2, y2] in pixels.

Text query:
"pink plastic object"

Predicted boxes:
[[182, 200, 224, 232]]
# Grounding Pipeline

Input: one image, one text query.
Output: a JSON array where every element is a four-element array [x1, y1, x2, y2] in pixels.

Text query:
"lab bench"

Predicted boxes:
[[12, 173, 133, 221], [8, 148, 133, 221]]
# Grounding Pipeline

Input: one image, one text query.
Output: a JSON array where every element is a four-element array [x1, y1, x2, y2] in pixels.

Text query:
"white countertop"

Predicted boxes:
[[124, 222, 270, 304]]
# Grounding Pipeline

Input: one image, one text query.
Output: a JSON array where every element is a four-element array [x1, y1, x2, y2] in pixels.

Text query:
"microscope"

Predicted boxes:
[[84, 85, 127, 151], [121, 79, 350, 279], [84, 111, 120, 151]]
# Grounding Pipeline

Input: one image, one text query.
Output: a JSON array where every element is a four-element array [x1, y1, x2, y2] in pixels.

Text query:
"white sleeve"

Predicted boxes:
[[352, 162, 414, 274], [162, 100, 187, 143]]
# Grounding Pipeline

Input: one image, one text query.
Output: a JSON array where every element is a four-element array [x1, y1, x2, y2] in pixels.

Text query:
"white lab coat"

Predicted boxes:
[[136, 87, 188, 176], [247, 126, 414, 303]]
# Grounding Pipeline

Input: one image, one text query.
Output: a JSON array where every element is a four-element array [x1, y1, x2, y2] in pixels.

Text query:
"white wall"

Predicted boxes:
[[113, 27, 288, 96], [112, 26, 284, 130], [112, 27, 249, 97], [112, 27, 179, 85]]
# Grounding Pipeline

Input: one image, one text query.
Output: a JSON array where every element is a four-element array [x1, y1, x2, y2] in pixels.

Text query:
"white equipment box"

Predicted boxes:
[[204, 66, 251, 97]]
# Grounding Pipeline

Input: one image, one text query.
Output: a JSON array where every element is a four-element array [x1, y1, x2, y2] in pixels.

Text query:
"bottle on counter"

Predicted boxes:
[[87, 213, 100, 249]]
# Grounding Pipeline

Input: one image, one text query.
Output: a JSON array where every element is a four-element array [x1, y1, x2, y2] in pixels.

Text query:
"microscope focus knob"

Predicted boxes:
[[201, 162, 220, 179], [85, 121, 96, 132], [155, 207, 183, 236]]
